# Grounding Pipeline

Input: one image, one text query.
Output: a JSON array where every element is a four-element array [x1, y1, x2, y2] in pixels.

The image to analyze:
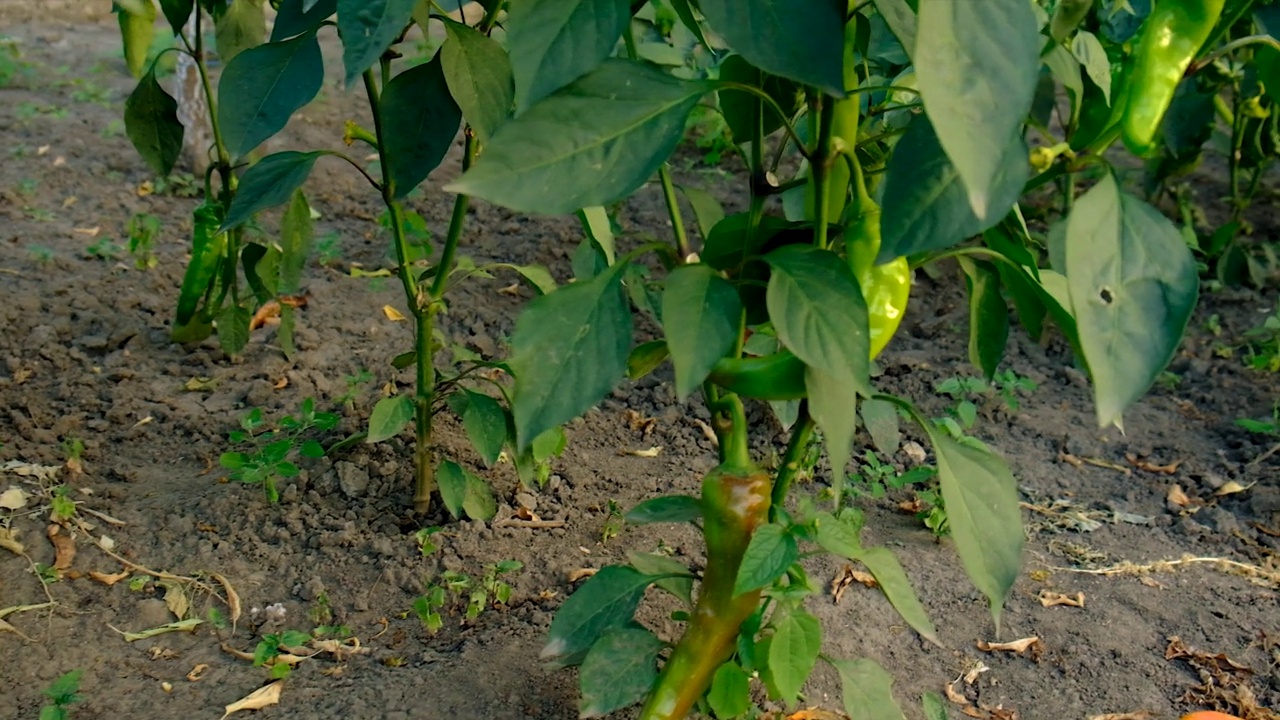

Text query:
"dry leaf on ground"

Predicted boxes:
[[0, 527, 24, 555], [221, 681, 283, 719], [47, 524, 76, 571], [89, 569, 130, 585], [1088, 713, 1154, 720], [1126, 453, 1183, 474], [568, 568, 597, 583], [1039, 590, 1085, 608], [157, 580, 190, 620], [978, 637, 1042, 654], [0, 486, 29, 510], [1214, 481, 1254, 497], [619, 446, 662, 458], [832, 564, 877, 604], [382, 305, 406, 321]]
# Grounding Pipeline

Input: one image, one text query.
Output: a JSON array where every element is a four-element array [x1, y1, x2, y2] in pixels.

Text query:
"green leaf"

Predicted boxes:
[[879, 116, 1029, 262], [578, 627, 664, 718], [217, 304, 251, 355], [215, 0, 267, 64], [381, 56, 462, 199], [217, 33, 324, 159], [507, 0, 630, 113], [662, 265, 742, 400], [577, 206, 617, 265], [1071, 30, 1111, 105], [860, 398, 900, 455], [531, 426, 567, 462], [437, 460, 467, 518], [698, 0, 845, 96], [921, 426, 1023, 631], [626, 551, 693, 606], [626, 340, 669, 380], [733, 523, 798, 596], [463, 468, 497, 521], [625, 495, 702, 525], [271, 0, 336, 40], [708, 662, 751, 719], [922, 691, 948, 720], [117, 0, 157, 79], [717, 54, 803, 142], [542, 566, 654, 668], [336, 0, 417, 86], [159, 0, 194, 35], [914, 0, 1039, 218], [1064, 174, 1198, 428], [806, 367, 861, 499], [832, 657, 907, 720], [278, 189, 312, 294], [447, 59, 711, 215], [462, 390, 506, 466], [366, 395, 414, 443], [124, 68, 184, 177], [873, 0, 917, 59], [508, 262, 631, 450], [220, 151, 323, 231], [766, 609, 821, 707], [959, 258, 1009, 379], [856, 546, 940, 646], [440, 19, 514, 143], [677, 184, 724, 240]]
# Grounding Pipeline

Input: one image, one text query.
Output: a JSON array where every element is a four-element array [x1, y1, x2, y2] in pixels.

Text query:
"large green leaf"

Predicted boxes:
[[873, 0, 917, 59], [542, 566, 654, 668], [447, 60, 711, 215], [437, 460, 468, 519], [733, 523, 798, 596], [220, 151, 323, 231], [766, 609, 822, 708], [440, 19, 514, 143], [271, 0, 336, 40], [366, 395, 414, 443], [381, 56, 462, 199], [626, 551, 693, 607], [959, 257, 1009, 379], [832, 658, 907, 720], [336, 0, 417, 86], [215, 0, 267, 64], [1064, 174, 1198, 428], [124, 68, 184, 177], [217, 33, 324, 159], [878, 116, 1028, 262], [578, 627, 664, 718], [662, 264, 742, 400], [923, 427, 1023, 631], [856, 546, 940, 646], [716, 54, 803, 142], [805, 367, 861, 497], [508, 262, 631, 449], [506, 0, 630, 113], [698, 0, 844, 96], [914, 0, 1039, 218], [461, 390, 507, 467]]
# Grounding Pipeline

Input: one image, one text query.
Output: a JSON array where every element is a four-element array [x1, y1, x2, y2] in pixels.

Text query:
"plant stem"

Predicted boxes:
[[658, 164, 693, 261], [770, 406, 814, 520], [811, 94, 835, 250], [363, 66, 436, 513], [430, 129, 476, 299]]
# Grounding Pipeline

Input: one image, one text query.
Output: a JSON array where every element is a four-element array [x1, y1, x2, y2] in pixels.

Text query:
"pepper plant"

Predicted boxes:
[[428, 0, 1241, 716]]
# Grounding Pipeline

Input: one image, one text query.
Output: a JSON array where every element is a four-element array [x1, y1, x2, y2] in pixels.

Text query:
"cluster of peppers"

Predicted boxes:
[[637, 13, 913, 720]]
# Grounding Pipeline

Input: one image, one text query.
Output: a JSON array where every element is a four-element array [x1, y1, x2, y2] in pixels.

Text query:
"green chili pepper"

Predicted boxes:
[[116, 0, 157, 79], [172, 203, 227, 342], [845, 136, 911, 360], [1122, 0, 1227, 155], [639, 463, 771, 720], [707, 351, 808, 401], [804, 18, 862, 223]]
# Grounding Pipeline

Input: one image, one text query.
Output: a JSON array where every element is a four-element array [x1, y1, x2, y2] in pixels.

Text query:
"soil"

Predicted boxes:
[[2, 8, 1279, 720]]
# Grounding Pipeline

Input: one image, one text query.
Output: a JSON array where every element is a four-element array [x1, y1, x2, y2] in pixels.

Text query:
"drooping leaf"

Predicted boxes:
[[677, 185, 725, 240], [215, 0, 267, 64], [118, 0, 158, 78], [856, 546, 940, 646], [959, 257, 1009, 379], [872, 0, 917, 59], [381, 56, 462, 198], [159, 0, 194, 35], [626, 551, 693, 606], [506, 0, 630, 113], [542, 566, 654, 668], [662, 265, 742, 399], [578, 627, 665, 718], [366, 395, 414, 443], [278, 189, 312, 295], [859, 398, 900, 455], [832, 657, 907, 720], [625, 495, 702, 525], [217, 32, 324, 159], [1065, 174, 1198, 428], [698, 0, 844, 96], [879, 116, 1029, 262], [716, 54, 803, 142], [217, 304, 252, 355], [440, 19, 514, 142], [765, 609, 821, 707], [336, 0, 417, 86], [271, 0, 336, 40], [437, 460, 467, 518], [707, 662, 752, 719], [1071, 30, 1111, 105], [220, 151, 323, 231], [447, 59, 712, 215], [508, 262, 631, 449], [462, 390, 507, 466], [921, 426, 1023, 631], [806, 367, 861, 499], [124, 68, 184, 177], [733, 523, 798, 596], [914, 0, 1039, 218]]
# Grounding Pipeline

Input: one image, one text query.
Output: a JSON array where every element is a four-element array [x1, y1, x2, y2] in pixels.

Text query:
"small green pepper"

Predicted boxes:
[[707, 351, 808, 401], [639, 463, 771, 720], [116, 0, 158, 79], [1122, 0, 1227, 155]]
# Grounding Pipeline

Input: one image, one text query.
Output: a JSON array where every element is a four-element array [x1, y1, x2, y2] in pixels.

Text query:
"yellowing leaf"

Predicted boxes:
[[0, 486, 29, 510], [977, 636, 1041, 653], [383, 305, 407, 321], [0, 527, 24, 555], [221, 681, 283, 719], [1214, 480, 1254, 497]]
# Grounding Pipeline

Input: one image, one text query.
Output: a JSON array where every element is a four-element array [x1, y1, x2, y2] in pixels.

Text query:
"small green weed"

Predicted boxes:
[[1238, 403, 1280, 436], [336, 369, 375, 411], [50, 485, 76, 522], [151, 172, 201, 198], [683, 104, 734, 165], [220, 399, 338, 502], [412, 561, 523, 634], [127, 212, 160, 269], [315, 231, 344, 267], [0, 37, 33, 88], [83, 237, 124, 261], [1242, 309, 1280, 372], [27, 244, 56, 263], [601, 500, 624, 543], [16, 102, 67, 120], [414, 526, 444, 556], [254, 630, 311, 679], [39, 669, 83, 720], [936, 370, 1038, 424], [100, 119, 126, 138]]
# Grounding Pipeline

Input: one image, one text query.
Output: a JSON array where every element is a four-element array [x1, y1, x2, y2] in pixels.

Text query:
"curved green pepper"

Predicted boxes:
[[117, 0, 158, 79], [845, 144, 911, 359], [707, 351, 808, 401], [1122, 0, 1226, 155], [640, 463, 771, 720], [172, 203, 226, 343]]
